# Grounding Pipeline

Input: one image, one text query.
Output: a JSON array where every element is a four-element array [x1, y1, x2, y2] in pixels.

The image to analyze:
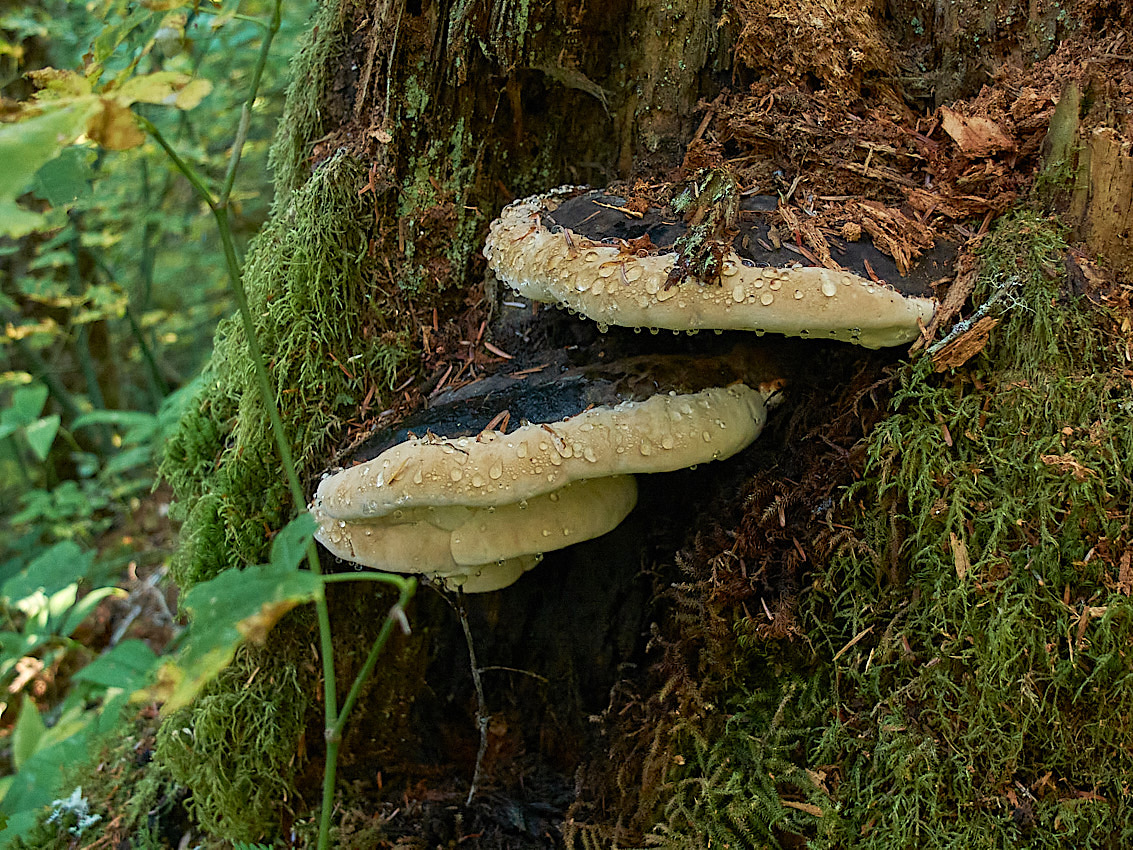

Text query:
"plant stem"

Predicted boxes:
[[142, 5, 381, 847]]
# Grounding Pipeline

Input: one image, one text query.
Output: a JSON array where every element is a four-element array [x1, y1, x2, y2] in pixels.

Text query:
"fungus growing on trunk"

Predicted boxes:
[[484, 187, 938, 349], [311, 384, 770, 591]]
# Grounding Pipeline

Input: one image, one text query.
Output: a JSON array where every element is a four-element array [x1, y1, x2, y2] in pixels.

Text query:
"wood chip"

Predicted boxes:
[[931, 315, 998, 371]]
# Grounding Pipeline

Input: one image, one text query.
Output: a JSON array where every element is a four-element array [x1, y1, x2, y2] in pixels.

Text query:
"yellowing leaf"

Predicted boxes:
[[173, 79, 212, 110], [144, 561, 323, 712], [236, 599, 302, 643], [27, 68, 92, 100], [86, 99, 144, 151], [113, 71, 211, 109]]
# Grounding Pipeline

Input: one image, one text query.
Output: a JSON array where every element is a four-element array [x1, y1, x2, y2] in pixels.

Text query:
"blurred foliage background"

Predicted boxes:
[[0, 0, 313, 840]]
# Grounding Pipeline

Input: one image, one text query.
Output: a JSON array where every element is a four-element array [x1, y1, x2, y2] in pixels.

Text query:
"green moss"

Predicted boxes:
[[268, 0, 353, 206], [161, 152, 413, 587], [656, 211, 1133, 848], [156, 646, 309, 842]]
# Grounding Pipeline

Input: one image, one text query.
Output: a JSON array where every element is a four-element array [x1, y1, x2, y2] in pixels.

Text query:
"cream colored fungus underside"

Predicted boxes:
[[484, 191, 936, 350]]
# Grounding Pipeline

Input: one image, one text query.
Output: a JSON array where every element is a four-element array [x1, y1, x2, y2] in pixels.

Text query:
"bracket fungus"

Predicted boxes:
[[484, 187, 938, 349], [311, 384, 771, 591]]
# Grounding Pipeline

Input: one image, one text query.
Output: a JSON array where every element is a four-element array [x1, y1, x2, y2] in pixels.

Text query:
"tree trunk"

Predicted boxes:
[[162, 0, 1133, 845]]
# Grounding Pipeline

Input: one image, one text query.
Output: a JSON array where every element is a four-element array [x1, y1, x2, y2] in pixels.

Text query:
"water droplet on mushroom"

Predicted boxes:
[[598, 263, 617, 278], [732, 284, 746, 303], [519, 499, 528, 510], [471, 473, 485, 487], [549, 491, 560, 502], [821, 279, 838, 297], [450, 468, 463, 482], [760, 292, 774, 306], [597, 321, 609, 333], [583, 446, 597, 462], [649, 327, 659, 335], [702, 431, 712, 442], [517, 443, 528, 458], [640, 438, 653, 456], [645, 277, 661, 295], [625, 264, 643, 282], [769, 280, 782, 291], [762, 268, 778, 279], [722, 262, 738, 277], [489, 461, 503, 479], [542, 528, 552, 537], [661, 435, 674, 449], [584, 250, 602, 262], [794, 289, 804, 299]]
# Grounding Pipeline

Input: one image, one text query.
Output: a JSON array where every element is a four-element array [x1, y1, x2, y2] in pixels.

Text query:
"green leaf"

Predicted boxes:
[[73, 639, 158, 692], [270, 513, 318, 571], [23, 414, 60, 461], [71, 409, 157, 442], [4, 385, 48, 428], [2, 541, 94, 605], [31, 146, 95, 207], [149, 561, 323, 712], [0, 104, 94, 237], [60, 587, 125, 637], [11, 695, 45, 771]]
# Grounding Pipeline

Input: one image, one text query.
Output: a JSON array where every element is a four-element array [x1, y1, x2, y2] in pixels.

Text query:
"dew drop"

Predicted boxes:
[[471, 474, 485, 487], [793, 289, 804, 300], [450, 468, 463, 482], [489, 461, 503, 480], [702, 431, 712, 442], [760, 292, 774, 306], [640, 438, 653, 456], [517, 443, 528, 458], [732, 284, 746, 303], [821, 279, 838, 297], [519, 499, 529, 510], [769, 280, 782, 291], [661, 435, 674, 450]]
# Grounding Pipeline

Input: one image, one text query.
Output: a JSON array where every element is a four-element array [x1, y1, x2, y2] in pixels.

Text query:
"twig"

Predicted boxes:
[[456, 590, 490, 805]]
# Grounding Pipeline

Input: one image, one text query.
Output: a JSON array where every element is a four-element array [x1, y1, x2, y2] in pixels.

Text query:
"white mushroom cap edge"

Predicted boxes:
[[483, 188, 936, 350]]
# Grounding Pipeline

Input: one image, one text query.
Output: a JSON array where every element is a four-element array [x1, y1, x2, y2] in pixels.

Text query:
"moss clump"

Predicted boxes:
[[655, 212, 1133, 848], [161, 152, 413, 588], [155, 645, 310, 842]]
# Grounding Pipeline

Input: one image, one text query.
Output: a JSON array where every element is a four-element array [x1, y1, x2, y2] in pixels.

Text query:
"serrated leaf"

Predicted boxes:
[[85, 99, 144, 151], [148, 562, 323, 712], [11, 695, 45, 771], [23, 414, 60, 461], [0, 104, 94, 237], [270, 513, 318, 571]]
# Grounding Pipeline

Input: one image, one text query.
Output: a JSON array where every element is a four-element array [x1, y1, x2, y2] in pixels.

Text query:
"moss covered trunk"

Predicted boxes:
[[145, 0, 1133, 846]]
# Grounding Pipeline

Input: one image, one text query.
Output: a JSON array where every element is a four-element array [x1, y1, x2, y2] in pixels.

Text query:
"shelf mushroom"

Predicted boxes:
[[484, 187, 937, 349], [311, 384, 771, 591]]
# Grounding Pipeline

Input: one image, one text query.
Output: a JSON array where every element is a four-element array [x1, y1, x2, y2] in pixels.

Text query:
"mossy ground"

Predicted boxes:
[[652, 213, 1133, 848]]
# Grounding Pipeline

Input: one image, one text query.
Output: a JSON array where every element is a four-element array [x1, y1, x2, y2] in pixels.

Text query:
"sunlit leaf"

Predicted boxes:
[[85, 99, 144, 151], [11, 695, 45, 771], [148, 562, 322, 712], [115, 71, 211, 109], [26, 68, 92, 100], [23, 414, 60, 461]]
